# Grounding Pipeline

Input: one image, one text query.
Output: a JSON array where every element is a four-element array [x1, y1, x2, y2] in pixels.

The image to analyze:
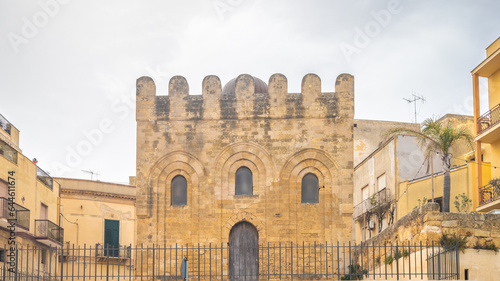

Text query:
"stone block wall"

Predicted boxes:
[[365, 202, 500, 248], [135, 73, 355, 247]]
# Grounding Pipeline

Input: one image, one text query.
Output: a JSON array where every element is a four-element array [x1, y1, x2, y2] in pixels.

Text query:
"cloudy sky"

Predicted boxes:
[[1, 0, 499, 183]]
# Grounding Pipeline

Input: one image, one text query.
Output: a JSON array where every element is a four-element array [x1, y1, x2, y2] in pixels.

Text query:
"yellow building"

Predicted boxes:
[[56, 177, 136, 253], [353, 115, 478, 242], [473, 36, 500, 213], [0, 112, 63, 276]]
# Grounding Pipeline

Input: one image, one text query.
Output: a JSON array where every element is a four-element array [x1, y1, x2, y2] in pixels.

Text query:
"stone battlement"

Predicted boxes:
[[136, 73, 354, 121]]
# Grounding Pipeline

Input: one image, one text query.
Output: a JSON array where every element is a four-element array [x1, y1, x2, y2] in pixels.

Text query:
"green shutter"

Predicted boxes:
[[104, 219, 119, 257]]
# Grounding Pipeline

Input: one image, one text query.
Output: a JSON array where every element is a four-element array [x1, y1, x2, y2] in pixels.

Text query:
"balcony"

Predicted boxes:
[[95, 244, 132, 260], [0, 139, 18, 164], [354, 188, 393, 220], [36, 166, 53, 190], [476, 103, 500, 143], [477, 184, 500, 213], [35, 219, 64, 247], [0, 114, 12, 135], [0, 197, 30, 231]]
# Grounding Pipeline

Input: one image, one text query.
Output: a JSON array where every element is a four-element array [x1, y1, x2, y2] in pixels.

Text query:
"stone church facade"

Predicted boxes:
[[135, 73, 354, 247]]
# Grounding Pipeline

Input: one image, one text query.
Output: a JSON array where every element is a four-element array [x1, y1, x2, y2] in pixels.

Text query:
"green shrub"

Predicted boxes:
[[341, 264, 368, 280]]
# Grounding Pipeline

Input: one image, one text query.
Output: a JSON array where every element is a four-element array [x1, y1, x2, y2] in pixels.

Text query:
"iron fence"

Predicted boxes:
[[0, 241, 459, 280], [353, 188, 393, 219], [34, 220, 64, 245], [478, 102, 500, 134], [0, 197, 30, 230], [0, 114, 11, 135], [36, 167, 53, 190], [479, 183, 500, 206]]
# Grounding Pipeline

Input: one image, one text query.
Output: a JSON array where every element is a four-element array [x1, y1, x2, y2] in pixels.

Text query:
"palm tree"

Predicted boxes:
[[386, 118, 474, 212]]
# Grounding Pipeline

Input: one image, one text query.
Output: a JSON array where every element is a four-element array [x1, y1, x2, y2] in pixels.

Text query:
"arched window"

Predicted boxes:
[[235, 166, 253, 195], [171, 175, 187, 206], [301, 173, 319, 203]]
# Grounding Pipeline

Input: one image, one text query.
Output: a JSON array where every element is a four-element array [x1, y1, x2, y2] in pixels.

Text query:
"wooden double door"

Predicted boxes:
[[229, 222, 259, 281]]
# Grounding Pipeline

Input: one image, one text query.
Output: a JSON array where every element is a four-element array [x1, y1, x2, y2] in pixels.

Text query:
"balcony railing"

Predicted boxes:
[[95, 244, 132, 259], [354, 188, 393, 219], [479, 184, 500, 206], [0, 139, 18, 164], [478, 103, 500, 134], [0, 197, 30, 230], [0, 114, 12, 135], [35, 219, 64, 245], [36, 166, 53, 190]]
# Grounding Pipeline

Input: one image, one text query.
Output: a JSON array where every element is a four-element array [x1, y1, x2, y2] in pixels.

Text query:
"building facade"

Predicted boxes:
[[56, 177, 136, 252], [0, 112, 63, 275], [135, 73, 355, 247], [473, 36, 500, 213], [353, 115, 478, 242]]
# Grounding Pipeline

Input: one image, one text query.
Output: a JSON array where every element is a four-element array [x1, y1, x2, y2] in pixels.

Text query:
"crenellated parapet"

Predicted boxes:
[[136, 73, 354, 121]]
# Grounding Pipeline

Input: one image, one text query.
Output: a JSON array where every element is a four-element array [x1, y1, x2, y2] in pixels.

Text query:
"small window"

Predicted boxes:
[[0, 249, 6, 262], [428, 197, 443, 212], [361, 185, 369, 201], [377, 174, 386, 192], [171, 175, 187, 206], [235, 167, 253, 195], [41, 248, 47, 264], [301, 173, 319, 203]]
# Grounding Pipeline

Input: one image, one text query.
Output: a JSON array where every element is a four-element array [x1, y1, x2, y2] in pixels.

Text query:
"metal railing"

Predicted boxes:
[[0, 197, 30, 230], [478, 103, 500, 134], [0, 139, 17, 164], [0, 242, 459, 280], [354, 188, 392, 219], [95, 244, 132, 259], [35, 220, 64, 245], [0, 114, 11, 135], [479, 184, 500, 206], [36, 166, 54, 190]]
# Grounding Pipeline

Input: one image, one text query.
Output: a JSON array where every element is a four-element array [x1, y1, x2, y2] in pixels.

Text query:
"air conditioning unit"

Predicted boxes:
[[368, 219, 375, 230]]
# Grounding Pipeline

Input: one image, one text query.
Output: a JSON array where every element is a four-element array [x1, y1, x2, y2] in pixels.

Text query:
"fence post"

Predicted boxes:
[[455, 240, 460, 279], [396, 241, 399, 280]]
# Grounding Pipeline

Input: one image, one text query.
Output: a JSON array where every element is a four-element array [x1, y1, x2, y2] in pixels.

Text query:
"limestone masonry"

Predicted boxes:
[[135, 73, 355, 246]]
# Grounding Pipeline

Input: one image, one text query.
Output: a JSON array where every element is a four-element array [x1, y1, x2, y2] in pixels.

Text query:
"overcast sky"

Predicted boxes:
[[1, 0, 499, 183]]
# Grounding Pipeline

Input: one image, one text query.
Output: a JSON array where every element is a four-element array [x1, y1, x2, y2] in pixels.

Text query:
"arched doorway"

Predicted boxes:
[[229, 221, 259, 281]]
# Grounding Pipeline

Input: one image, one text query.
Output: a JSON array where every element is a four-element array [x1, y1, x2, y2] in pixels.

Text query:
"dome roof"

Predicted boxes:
[[222, 76, 268, 96]]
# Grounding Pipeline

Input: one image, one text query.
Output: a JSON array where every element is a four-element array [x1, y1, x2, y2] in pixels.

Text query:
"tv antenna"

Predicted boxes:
[[403, 94, 425, 123], [82, 170, 100, 181]]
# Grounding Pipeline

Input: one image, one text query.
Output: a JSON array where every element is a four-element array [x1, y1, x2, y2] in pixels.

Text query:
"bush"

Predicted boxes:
[[439, 234, 468, 252], [473, 241, 499, 252], [385, 255, 393, 265], [341, 264, 368, 280]]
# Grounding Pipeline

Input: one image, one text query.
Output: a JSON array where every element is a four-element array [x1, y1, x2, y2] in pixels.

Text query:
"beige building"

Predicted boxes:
[[353, 115, 477, 242], [0, 112, 63, 276], [135, 73, 355, 248], [56, 177, 136, 252]]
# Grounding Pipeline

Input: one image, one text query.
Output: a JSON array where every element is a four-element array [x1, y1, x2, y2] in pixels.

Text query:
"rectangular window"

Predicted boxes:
[[41, 248, 47, 264], [0, 179, 7, 199], [0, 139, 17, 164], [377, 174, 386, 192], [40, 203, 48, 220], [428, 197, 443, 212], [361, 185, 369, 201], [0, 249, 6, 262], [104, 219, 120, 257]]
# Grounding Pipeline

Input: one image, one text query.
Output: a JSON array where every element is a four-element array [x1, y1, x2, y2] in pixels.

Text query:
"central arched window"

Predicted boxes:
[[235, 166, 253, 195], [171, 175, 187, 206], [301, 173, 319, 203]]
